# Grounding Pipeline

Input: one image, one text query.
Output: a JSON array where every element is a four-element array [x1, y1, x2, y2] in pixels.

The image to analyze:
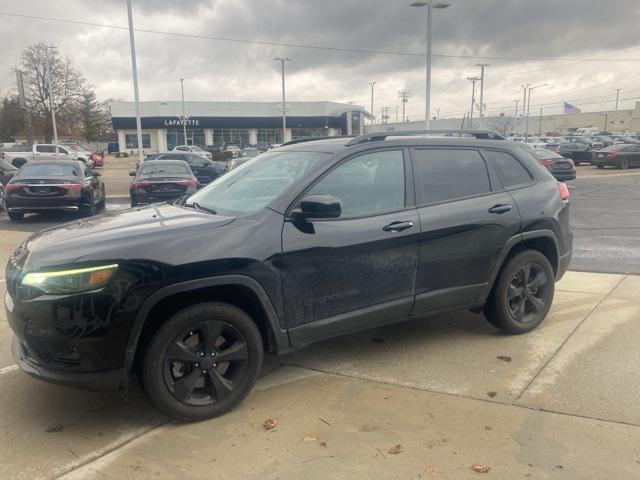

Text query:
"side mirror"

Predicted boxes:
[[129, 171, 137, 176], [93, 171, 101, 177], [292, 195, 342, 220]]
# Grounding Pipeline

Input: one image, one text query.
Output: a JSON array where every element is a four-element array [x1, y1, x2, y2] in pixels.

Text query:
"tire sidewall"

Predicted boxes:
[[490, 250, 555, 334], [142, 302, 263, 422]]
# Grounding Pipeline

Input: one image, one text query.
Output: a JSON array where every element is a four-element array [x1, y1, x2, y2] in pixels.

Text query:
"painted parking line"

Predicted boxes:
[[0, 365, 18, 375]]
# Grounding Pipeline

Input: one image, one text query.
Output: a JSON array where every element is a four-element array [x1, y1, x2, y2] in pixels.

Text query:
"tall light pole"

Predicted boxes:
[[127, 0, 144, 163], [410, 1, 451, 130], [274, 57, 291, 143], [525, 83, 547, 139], [514, 99, 519, 135], [44, 46, 59, 155], [180, 78, 187, 145], [467, 76, 480, 129], [369, 81, 376, 126], [476, 63, 489, 128], [521, 84, 529, 136], [613, 88, 621, 127]]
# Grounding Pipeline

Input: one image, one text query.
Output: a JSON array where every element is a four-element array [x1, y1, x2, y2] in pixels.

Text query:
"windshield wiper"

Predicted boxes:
[[184, 201, 217, 215]]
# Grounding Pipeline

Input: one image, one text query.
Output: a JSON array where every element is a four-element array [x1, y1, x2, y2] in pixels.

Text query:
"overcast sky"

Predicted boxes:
[[1, 0, 639, 120]]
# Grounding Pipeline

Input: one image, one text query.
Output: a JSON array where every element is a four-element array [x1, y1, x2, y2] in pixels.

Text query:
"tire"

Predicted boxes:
[[141, 302, 263, 422], [84, 192, 96, 216], [0, 186, 5, 211], [130, 196, 138, 208], [485, 250, 555, 334], [8, 210, 24, 221], [596, 165, 605, 169], [619, 158, 630, 170], [98, 186, 106, 211]]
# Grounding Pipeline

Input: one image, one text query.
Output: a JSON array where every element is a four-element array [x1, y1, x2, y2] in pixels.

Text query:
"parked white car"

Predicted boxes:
[[172, 145, 212, 159], [0, 144, 91, 168]]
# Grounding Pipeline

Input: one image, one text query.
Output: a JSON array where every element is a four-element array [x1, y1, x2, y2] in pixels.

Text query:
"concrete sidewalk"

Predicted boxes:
[[1, 271, 638, 479]]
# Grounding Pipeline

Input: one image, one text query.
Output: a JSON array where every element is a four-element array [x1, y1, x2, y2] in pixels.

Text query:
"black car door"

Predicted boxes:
[[281, 148, 420, 340], [628, 145, 640, 166], [411, 148, 522, 315]]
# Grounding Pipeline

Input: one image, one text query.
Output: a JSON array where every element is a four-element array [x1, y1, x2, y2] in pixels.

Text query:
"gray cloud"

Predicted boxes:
[[1, 0, 639, 119]]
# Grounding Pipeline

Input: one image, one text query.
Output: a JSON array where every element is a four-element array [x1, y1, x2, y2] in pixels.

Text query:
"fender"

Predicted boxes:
[[477, 229, 560, 302], [121, 275, 290, 372]]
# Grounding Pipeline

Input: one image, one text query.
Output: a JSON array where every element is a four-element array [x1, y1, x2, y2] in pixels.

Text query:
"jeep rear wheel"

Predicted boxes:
[[485, 250, 554, 334], [141, 302, 263, 422]]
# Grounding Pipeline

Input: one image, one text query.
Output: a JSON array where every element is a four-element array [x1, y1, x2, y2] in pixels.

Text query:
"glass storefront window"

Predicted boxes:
[[125, 134, 151, 149], [211, 129, 250, 148], [257, 129, 282, 145], [291, 128, 329, 139], [166, 128, 205, 150]]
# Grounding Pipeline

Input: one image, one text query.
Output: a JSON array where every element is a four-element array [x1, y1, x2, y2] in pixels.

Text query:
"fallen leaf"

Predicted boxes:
[[304, 436, 319, 443], [263, 418, 277, 430], [471, 463, 491, 473], [425, 465, 438, 476], [388, 444, 403, 455], [487, 391, 497, 398], [497, 355, 512, 362], [319, 441, 328, 447], [45, 424, 64, 433]]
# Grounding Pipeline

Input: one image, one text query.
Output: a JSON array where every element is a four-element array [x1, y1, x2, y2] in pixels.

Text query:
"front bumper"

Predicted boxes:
[[12, 335, 127, 391]]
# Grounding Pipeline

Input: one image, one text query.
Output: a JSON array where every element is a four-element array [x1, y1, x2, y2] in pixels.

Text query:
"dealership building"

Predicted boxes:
[[110, 101, 368, 152]]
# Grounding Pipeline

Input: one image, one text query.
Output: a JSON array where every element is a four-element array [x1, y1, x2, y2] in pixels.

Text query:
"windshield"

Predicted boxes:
[[526, 137, 541, 143], [185, 151, 328, 215], [190, 146, 204, 152], [532, 149, 562, 159], [18, 163, 79, 177]]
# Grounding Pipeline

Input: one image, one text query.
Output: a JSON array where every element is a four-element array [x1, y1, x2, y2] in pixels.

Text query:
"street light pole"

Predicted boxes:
[[521, 84, 529, 136], [467, 76, 480, 129], [410, 1, 450, 130], [476, 63, 489, 129], [180, 78, 187, 145], [369, 81, 376, 126], [44, 46, 59, 155], [525, 83, 547, 140], [274, 57, 291, 143], [126, 0, 144, 163]]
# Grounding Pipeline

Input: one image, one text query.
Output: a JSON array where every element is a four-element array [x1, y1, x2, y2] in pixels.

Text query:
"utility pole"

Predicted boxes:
[[613, 88, 621, 128], [274, 57, 291, 143], [395, 105, 399, 123], [398, 90, 410, 123], [127, 0, 144, 163], [467, 76, 480, 129], [514, 100, 519, 135], [180, 78, 187, 145], [476, 64, 489, 129], [369, 81, 376, 126], [525, 84, 547, 140], [44, 46, 59, 154], [436, 108, 440, 120], [521, 84, 529, 136], [381, 107, 391, 126]]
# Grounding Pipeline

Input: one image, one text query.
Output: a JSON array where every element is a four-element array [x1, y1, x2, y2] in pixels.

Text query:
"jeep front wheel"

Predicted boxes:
[[142, 302, 263, 422], [485, 250, 555, 334]]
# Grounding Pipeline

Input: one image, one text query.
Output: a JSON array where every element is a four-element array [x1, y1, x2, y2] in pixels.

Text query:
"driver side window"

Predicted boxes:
[[308, 150, 405, 218]]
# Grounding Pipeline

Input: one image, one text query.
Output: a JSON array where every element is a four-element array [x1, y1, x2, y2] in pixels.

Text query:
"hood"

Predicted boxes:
[[22, 203, 235, 269]]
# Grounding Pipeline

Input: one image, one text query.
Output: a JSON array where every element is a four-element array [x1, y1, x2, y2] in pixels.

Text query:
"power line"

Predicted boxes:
[[3, 11, 640, 63]]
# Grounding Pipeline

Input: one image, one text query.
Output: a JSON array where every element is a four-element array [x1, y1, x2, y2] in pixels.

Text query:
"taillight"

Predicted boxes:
[[64, 184, 82, 191], [177, 179, 197, 188], [541, 159, 554, 167], [608, 151, 617, 159], [558, 182, 570, 201], [134, 181, 152, 190], [5, 183, 25, 192], [552, 147, 559, 153]]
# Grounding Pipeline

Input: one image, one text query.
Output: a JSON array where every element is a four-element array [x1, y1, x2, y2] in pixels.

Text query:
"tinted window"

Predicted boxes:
[[0, 160, 17, 171], [308, 150, 405, 217], [35, 145, 56, 153], [186, 154, 206, 165], [485, 150, 533, 188], [158, 153, 187, 161], [413, 149, 490, 205], [141, 163, 191, 176], [18, 164, 79, 177]]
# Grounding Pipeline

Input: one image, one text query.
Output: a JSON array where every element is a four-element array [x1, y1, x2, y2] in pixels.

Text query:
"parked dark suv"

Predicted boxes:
[[5, 130, 572, 421]]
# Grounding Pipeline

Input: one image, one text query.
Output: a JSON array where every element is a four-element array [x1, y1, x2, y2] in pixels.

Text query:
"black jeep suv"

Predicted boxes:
[[5, 130, 572, 421]]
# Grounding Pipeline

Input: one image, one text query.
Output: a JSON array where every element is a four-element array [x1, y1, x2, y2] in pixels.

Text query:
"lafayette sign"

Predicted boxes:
[[164, 119, 200, 127]]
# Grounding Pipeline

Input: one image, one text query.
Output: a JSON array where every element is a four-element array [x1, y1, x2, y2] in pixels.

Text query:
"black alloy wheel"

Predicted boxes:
[[142, 302, 263, 421], [163, 320, 249, 406], [485, 250, 554, 334], [506, 263, 551, 324], [619, 157, 630, 170]]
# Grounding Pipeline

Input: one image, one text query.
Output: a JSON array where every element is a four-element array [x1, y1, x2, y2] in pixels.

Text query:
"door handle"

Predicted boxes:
[[383, 221, 414, 232], [488, 204, 512, 214]]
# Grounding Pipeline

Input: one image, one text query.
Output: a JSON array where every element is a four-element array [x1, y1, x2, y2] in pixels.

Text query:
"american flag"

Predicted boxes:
[[564, 102, 581, 114]]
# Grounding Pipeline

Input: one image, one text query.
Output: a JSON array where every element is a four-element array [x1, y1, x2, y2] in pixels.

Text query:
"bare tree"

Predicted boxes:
[[21, 43, 87, 142], [487, 113, 515, 136]]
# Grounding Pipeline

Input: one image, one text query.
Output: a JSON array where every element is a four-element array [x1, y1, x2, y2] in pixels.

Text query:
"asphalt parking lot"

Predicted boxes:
[[0, 158, 639, 479]]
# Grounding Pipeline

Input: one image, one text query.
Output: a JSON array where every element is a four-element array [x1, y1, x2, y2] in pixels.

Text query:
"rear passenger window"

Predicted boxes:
[[413, 149, 491, 205], [485, 150, 533, 188]]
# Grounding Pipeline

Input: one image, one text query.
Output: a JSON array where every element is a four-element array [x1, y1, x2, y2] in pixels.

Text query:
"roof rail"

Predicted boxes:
[[345, 129, 506, 146], [280, 135, 355, 147]]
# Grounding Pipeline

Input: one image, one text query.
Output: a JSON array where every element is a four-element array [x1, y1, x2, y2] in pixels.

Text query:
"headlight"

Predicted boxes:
[[21, 264, 119, 294]]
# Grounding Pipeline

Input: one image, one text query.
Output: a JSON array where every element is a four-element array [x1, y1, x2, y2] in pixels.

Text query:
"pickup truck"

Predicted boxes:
[[0, 144, 91, 168]]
